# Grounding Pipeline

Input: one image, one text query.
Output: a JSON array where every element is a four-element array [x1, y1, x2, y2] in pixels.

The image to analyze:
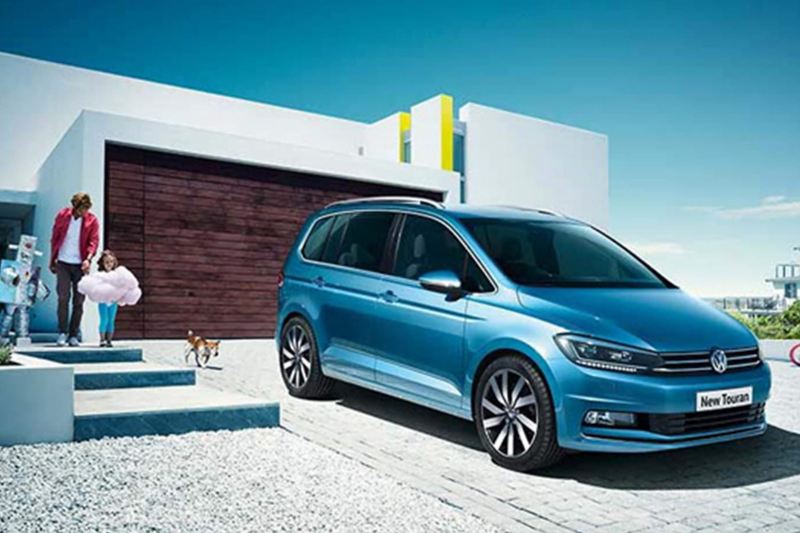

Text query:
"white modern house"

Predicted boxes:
[[710, 251, 800, 318], [767, 259, 799, 305], [0, 52, 608, 339]]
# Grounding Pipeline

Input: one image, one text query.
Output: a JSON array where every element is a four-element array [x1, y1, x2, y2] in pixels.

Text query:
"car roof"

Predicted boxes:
[[319, 197, 581, 224]]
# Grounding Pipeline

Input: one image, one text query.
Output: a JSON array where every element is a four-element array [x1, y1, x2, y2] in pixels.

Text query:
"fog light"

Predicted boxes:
[[583, 411, 637, 427]]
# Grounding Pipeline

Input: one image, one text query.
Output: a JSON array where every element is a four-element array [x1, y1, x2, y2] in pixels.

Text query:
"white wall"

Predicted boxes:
[[31, 116, 88, 334], [0, 354, 74, 445], [0, 52, 369, 193], [760, 339, 798, 361], [363, 113, 402, 162], [411, 95, 447, 170], [460, 103, 609, 229]]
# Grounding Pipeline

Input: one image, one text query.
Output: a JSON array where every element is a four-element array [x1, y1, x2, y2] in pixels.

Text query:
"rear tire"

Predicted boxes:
[[474, 354, 565, 471], [279, 316, 335, 399]]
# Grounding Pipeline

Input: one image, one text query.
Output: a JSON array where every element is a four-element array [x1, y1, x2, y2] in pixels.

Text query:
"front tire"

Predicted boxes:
[[279, 317, 335, 398], [474, 355, 564, 471]]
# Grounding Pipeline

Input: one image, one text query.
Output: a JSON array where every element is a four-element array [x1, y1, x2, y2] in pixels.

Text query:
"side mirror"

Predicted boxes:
[[419, 270, 462, 295]]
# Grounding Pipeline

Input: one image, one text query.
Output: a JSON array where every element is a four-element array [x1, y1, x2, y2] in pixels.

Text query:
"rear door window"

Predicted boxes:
[[333, 212, 396, 272]]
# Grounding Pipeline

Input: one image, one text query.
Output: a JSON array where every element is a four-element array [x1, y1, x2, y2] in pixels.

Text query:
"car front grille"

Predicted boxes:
[[654, 347, 761, 375], [648, 403, 765, 436]]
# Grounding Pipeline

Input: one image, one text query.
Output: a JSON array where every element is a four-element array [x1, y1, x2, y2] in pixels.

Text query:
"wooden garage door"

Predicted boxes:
[[105, 144, 444, 339]]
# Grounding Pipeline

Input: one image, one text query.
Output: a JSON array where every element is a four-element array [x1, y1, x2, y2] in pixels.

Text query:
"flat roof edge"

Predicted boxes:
[[459, 102, 607, 139]]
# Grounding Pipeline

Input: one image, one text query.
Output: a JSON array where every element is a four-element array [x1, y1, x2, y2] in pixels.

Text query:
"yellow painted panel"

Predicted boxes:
[[440, 95, 454, 171], [398, 112, 411, 162]]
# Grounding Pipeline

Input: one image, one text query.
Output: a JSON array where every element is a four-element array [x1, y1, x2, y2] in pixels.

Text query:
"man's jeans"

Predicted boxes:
[[56, 261, 85, 337]]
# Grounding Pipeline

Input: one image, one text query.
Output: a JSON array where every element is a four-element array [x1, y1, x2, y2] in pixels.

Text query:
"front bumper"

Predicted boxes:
[[550, 357, 772, 453]]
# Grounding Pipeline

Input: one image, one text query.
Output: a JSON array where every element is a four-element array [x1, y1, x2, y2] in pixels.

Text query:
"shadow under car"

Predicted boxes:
[[330, 383, 800, 488]]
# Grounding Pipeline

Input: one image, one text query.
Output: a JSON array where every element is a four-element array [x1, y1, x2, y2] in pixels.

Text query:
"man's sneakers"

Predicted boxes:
[[57, 333, 81, 347]]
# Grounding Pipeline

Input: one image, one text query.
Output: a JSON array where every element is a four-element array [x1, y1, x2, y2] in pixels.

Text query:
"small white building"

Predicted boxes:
[[0, 52, 608, 339], [767, 261, 799, 305]]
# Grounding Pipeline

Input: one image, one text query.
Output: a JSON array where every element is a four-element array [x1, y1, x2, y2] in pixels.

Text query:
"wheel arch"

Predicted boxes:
[[277, 306, 312, 337], [466, 342, 561, 421]]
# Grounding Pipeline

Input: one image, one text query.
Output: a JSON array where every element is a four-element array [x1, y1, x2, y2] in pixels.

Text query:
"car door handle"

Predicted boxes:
[[378, 290, 399, 304], [312, 276, 326, 288]]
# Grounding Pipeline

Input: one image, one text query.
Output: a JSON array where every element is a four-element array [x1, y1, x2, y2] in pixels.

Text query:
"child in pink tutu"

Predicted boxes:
[[77, 250, 141, 347]]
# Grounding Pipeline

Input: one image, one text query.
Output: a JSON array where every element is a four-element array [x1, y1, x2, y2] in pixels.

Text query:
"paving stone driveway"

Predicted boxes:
[[139, 340, 800, 533]]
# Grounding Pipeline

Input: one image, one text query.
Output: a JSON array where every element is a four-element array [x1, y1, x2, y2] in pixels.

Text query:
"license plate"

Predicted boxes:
[[696, 386, 753, 412]]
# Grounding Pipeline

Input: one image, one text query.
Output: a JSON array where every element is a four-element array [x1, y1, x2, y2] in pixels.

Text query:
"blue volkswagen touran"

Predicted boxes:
[[277, 197, 771, 471]]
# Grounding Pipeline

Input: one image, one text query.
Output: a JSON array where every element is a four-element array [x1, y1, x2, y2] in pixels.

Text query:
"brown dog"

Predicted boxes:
[[184, 330, 220, 368]]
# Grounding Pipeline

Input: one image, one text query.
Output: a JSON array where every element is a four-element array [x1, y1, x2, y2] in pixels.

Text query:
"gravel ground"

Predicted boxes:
[[0, 428, 500, 533]]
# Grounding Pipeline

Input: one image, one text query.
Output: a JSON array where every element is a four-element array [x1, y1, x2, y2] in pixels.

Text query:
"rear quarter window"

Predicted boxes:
[[301, 216, 335, 261], [321, 214, 351, 264]]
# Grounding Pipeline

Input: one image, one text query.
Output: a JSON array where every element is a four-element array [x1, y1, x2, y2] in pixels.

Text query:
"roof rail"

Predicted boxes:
[[325, 196, 444, 210], [495, 205, 565, 217], [535, 208, 565, 217]]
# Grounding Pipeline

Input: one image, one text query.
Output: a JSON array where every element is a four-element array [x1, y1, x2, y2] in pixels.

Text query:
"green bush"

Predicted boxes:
[[0, 344, 12, 365], [729, 301, 800, 339]]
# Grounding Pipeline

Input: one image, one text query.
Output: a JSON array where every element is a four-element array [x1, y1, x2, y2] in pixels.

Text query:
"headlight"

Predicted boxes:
[[555, 334, 662, 373]]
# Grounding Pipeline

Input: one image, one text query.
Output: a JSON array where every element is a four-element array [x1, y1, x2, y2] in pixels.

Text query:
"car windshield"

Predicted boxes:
[[463, 218, 668, 288]]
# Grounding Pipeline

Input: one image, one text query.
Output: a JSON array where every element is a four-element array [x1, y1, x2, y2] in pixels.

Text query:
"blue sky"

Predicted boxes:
[[1, 0, 798, 296]]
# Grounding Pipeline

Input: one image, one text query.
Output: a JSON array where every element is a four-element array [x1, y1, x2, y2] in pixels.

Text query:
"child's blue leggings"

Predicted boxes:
[[98, 303, 118, 334]]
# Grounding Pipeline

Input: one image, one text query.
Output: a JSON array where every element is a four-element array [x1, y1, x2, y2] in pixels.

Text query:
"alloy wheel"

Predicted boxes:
[[480, 368, 539, 458], [281, 324, 312, 389]]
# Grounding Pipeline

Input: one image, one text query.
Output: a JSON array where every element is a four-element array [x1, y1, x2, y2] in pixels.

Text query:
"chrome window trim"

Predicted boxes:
[[297, 208, 499, 295]]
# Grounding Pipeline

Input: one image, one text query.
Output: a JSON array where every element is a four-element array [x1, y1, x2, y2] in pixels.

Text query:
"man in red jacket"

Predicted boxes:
[[50, 192, 100, 347]]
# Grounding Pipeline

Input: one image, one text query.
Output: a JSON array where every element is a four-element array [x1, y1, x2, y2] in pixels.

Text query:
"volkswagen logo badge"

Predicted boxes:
[[710, 349, 728, 374]]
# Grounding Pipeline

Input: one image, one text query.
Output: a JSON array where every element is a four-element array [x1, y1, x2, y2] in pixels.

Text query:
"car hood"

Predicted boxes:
[[516, 287, 757, 353]]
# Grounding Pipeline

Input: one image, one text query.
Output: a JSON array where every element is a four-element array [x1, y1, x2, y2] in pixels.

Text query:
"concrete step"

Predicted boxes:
[[73, 362, 196, 390], [15, 345, 143, 364], [9, 332, 60, 343], [74, 386, 280, 441]]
